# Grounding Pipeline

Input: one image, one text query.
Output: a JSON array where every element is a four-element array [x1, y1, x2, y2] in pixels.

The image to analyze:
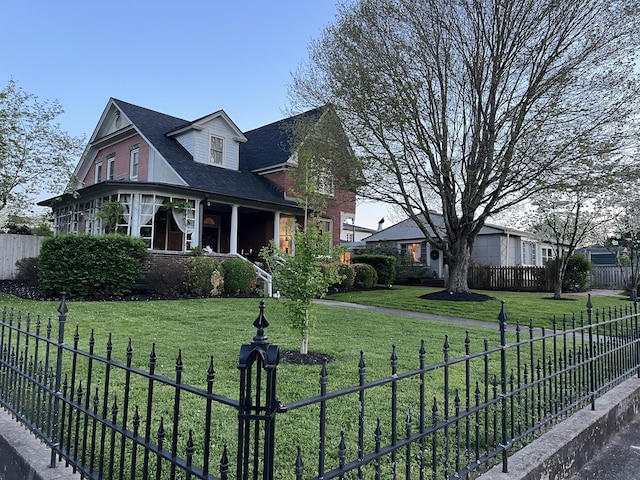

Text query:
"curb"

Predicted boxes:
[[479, 377, 640, 479]]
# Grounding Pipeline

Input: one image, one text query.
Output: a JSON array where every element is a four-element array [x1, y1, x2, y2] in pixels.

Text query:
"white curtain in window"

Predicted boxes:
[[140, 196, 162, 226], [171, 207, 194, 234]]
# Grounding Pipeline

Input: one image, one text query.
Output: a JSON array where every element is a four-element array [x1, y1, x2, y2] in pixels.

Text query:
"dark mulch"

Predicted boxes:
[[280, 350, 335, 365], [0, 280, 50, 301], [419, 289, 494, 302]]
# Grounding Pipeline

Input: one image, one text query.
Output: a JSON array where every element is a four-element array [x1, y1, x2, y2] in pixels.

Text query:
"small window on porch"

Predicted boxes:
[[279, 217, 294, 254]]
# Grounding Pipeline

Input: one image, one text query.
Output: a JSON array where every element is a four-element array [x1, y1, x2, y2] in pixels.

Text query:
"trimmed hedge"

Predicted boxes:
[[223, 258, 257, 295], [38, 234, 148, 299], [352, 254, 396, 285], [352, 263, 378, 289]]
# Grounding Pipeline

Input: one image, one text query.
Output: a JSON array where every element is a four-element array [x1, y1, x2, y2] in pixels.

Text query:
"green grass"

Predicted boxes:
[[328, 286, 631, 328], [0, 289, 634, 478]]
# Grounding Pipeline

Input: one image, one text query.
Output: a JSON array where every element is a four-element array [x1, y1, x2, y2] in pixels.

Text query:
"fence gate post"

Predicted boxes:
[[237, 300, 280, 480], [50, 293, 68, 468]]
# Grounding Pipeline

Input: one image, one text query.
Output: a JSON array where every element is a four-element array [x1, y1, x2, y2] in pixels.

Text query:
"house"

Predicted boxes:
[[363, 214, 558, 278], [575, 246, 627, 266], [39, 99, 356, 260]]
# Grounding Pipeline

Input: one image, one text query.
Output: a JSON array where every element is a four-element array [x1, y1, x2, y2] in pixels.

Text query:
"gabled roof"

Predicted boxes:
[[240, 107, 324, 171], [110, 99, 297, 208], [365, 214, 544, 243]]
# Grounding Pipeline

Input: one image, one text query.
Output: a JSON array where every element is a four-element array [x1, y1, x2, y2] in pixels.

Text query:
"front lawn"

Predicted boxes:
[[0, 289, 633, 478], [328, 286, 630, 328]]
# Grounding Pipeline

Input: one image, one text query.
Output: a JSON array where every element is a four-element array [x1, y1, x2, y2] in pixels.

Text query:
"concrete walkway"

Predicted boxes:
[[315, 298, 502, 329]]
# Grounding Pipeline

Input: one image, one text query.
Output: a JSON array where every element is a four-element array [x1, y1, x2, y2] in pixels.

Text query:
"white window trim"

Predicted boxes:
[[95, 162, 103, 183], [130, 148, 139, 180], [107, 155, 115, 180], [210, 135, 224, 166]]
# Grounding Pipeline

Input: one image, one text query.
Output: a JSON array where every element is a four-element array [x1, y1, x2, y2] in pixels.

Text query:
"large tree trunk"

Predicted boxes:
[[553, 262, 564, 300], [446, 243, 472, 293]]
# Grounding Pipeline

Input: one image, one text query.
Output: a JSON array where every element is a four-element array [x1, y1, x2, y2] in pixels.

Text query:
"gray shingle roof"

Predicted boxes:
[[240, 107, 323, 171], [113, 99, 299, 208]]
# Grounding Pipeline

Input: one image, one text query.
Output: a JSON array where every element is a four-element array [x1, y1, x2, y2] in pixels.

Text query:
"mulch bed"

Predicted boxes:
[[419, 289, 493, 302]]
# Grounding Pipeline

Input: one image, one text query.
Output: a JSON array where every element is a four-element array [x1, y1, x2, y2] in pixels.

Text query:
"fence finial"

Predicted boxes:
[[498, 301, 507, 324], [252, 299, 269, 345], [58, 292, 68, 316]]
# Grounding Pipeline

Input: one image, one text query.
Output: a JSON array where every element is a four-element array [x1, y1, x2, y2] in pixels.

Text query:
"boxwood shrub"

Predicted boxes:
[[184, 256, 224, 296], [352, 263, 378, 289], [351, 254, 396, 285], [38, 234, 148, 299], [223, 257, 257, 295]]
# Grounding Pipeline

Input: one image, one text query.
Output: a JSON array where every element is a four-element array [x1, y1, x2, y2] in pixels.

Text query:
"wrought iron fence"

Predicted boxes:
[[0, 295, 639, 479]]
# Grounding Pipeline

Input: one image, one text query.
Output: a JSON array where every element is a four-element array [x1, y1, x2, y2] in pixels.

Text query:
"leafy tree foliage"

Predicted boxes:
[[291, 0, 640, 292], [0, 79, 83, 213], [262, 221, 344, 354]]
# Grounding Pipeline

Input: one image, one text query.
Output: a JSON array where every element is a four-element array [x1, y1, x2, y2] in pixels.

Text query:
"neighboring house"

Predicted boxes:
[[575, 246, 627, 266], [39, 99, 355, 257], [364, 214, 558, 279]]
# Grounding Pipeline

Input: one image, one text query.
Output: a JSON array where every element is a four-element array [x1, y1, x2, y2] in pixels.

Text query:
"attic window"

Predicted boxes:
[[115, 112, 122, 129], [210, 136, 223, 165]]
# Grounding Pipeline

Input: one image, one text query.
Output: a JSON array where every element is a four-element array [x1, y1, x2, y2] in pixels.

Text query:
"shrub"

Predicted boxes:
[[335, 263, 355, 290], [395, 264, 432, 285], [184, 256, 224, 296], [352, 263, 378, 289], [547, 254, 592, 293], [38, 234, 148, 299], [563, 254, 591, 292], [223, 258, 256, 295], [352, 254, 396, 285], [146, 258, 189, 298], [15, 257, 39, 285]]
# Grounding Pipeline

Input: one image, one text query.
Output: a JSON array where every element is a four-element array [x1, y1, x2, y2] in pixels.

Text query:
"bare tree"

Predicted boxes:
[[0, 79, 84, 213], [290, 0, 640, 292]]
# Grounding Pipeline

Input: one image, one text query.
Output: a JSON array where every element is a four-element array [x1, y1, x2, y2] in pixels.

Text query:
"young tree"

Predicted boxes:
[[0, 79, 84, 213], [290, 0, 640, 292], [530, 157, 617, 299], [262, 221, 343, 354], [261, 115, 350, 354], [607, 198, 640, 298]]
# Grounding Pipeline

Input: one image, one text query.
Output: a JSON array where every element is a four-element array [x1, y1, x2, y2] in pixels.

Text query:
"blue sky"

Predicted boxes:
[[2, 0, 392, 228]]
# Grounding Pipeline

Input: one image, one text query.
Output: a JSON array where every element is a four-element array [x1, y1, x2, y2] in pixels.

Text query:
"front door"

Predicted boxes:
[[201, 214, 221, 252]]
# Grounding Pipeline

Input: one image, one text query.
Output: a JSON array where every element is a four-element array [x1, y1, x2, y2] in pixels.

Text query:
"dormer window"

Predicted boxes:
[[210, 136, 224, 165]]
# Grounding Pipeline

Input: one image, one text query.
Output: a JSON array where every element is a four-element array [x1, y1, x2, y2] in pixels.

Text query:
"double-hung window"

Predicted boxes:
[[95, 162, 103, 183], [130, 147, 139, 180], [107, 155, 115, 180], [210, 136, 224, 165]]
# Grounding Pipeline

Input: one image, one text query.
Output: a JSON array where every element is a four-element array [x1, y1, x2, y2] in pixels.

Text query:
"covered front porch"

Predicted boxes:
[[45, 184, 303, 258]]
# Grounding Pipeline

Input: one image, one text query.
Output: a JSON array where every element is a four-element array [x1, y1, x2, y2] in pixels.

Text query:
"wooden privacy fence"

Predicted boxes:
[[0, 234, 45, 280], [468, 265, 553, 292], [590, 266, 630, 290]]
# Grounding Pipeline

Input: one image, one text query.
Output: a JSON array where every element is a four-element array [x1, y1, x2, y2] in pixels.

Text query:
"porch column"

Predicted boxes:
[[129, 193, 140, 237], [273, 211, 281, 249], [230, 204, 239, 254]]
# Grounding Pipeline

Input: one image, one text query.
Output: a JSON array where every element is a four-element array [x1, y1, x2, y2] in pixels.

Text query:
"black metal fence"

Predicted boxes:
[[1, 295, 639, 479]]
